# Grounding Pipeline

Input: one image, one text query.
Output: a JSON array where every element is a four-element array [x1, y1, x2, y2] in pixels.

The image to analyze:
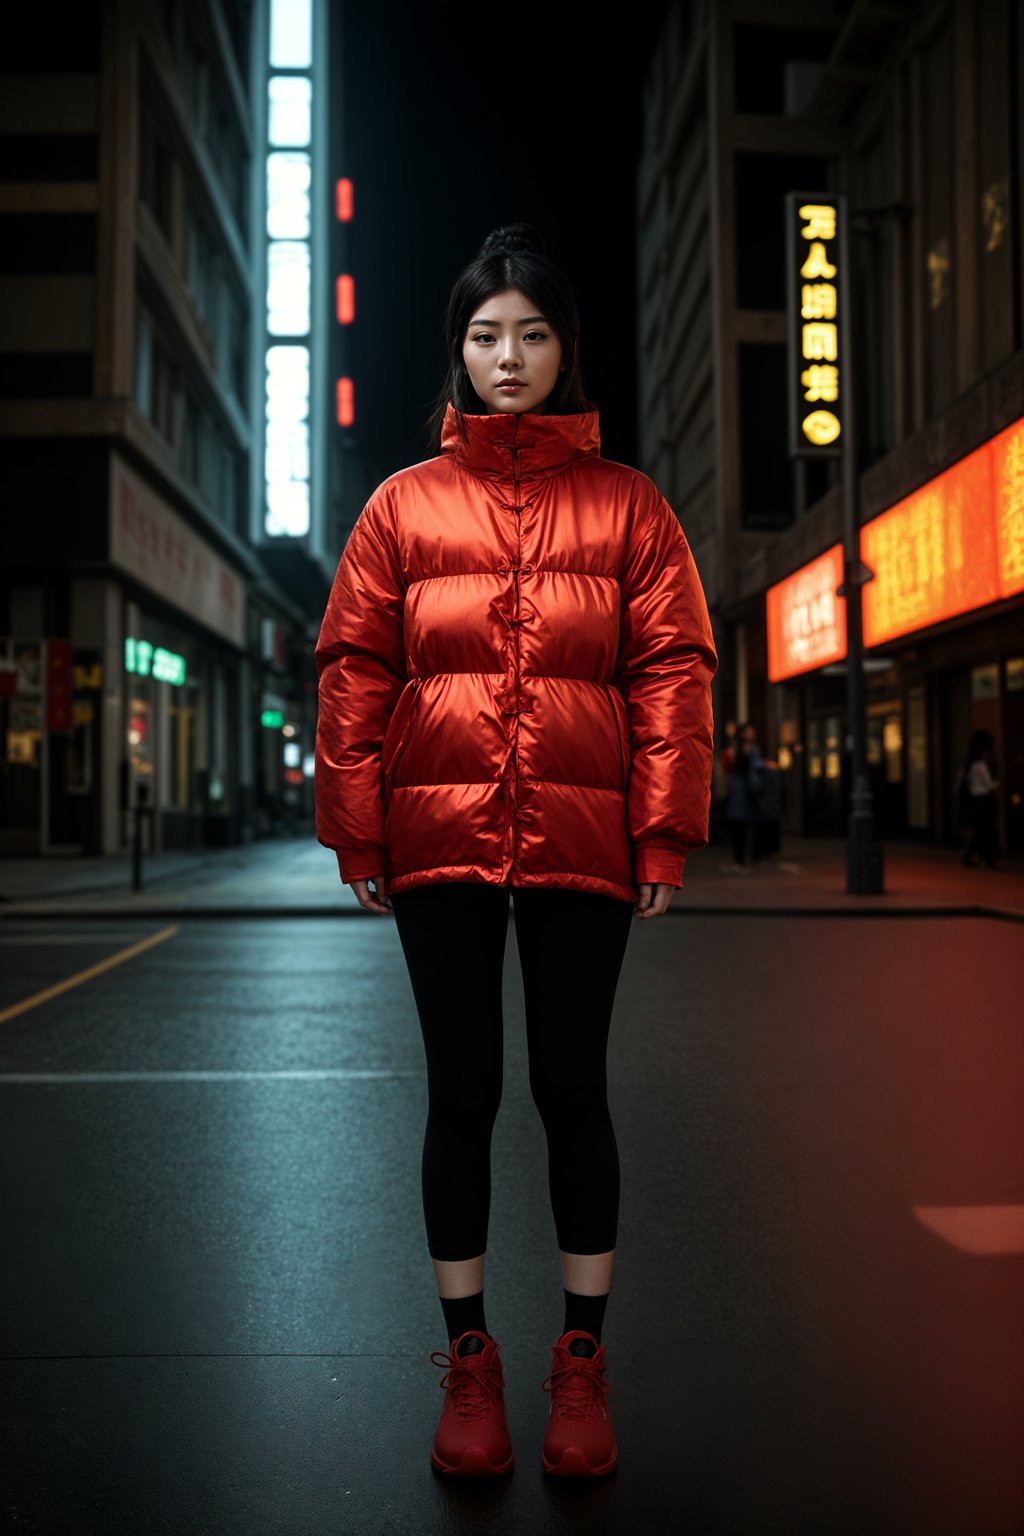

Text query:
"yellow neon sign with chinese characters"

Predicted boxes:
[[787, 195, 843, 455]]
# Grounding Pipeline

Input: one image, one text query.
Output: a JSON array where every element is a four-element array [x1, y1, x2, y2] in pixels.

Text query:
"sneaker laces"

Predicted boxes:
[[430, 1347, 505, 1421], [541, 1352, 615, 1420]]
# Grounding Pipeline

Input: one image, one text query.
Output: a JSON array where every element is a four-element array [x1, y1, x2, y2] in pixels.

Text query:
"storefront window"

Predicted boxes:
[[882, 716, 903, 782], [169, 685, 198, 810], [824, 715, 842, 780], [906, 684, 929, 829]]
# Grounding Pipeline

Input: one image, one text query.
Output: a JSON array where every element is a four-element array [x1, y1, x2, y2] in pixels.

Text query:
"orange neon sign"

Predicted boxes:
[[766, 544, 847, 682], [336, 273, 355, 324], [335, 178, 353, 221], [336, 376, 354, 427], [862, 416, 1024, 647]]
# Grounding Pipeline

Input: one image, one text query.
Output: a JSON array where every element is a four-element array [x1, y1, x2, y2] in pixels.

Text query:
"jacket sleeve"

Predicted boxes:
[[613, 486, 719, 888], [314, 490, 406, 883]]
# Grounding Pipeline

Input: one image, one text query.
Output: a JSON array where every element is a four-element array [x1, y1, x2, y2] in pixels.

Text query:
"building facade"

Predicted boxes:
[[638, 0, 1024, 855], [0, 0, 339, 858]]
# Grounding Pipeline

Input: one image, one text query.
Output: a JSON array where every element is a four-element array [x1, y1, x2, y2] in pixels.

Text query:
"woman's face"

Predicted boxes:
[[462, 287, 564, 414]]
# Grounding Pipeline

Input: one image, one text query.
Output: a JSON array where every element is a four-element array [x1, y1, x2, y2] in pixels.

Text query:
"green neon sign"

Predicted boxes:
[[261, 709, 284, 728], [125, 637, 186, 686]]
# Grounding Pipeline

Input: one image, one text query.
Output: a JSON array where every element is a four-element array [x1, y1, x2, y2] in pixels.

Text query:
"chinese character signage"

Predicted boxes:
[[766, 545, 847, 683], [862, 415, 1024, 646], [765, 416, 1024, 670], [786, 193, 843, 458], [108, 453, 245, 649]]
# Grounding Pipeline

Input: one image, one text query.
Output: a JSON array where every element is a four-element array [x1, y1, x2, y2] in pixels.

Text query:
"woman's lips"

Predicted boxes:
[[497, 383, 524, 391]]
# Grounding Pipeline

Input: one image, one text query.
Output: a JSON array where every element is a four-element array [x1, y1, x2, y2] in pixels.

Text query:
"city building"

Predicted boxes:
[[0, 0, 342, 858], [638, 0, 1024, 854]]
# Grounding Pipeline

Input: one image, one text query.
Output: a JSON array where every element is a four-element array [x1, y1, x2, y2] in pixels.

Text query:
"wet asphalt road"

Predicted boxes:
[[1, 910, 1022, 1535]]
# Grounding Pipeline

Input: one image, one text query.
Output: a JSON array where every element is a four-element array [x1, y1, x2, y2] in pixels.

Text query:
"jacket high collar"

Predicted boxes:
[[440, 399, 601, 483]]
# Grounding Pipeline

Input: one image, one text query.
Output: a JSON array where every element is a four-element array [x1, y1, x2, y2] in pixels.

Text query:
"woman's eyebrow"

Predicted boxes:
[[469, 315, 547, 326]]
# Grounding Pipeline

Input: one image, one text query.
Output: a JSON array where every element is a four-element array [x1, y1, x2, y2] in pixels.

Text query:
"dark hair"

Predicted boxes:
[[966, 728, 994, 764], [425, 221, 595, 453]]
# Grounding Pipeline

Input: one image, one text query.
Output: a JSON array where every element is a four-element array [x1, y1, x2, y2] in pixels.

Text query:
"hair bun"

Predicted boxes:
[[478, 221, 548, 259]]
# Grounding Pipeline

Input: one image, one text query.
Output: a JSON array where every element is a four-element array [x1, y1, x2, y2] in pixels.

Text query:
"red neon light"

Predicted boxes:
[[766, 544, 847, 683], [335, 178, 353, 221], [336, 377, 354, 427], [862, 415, 1024, 647], [336, 273, 355, 324]]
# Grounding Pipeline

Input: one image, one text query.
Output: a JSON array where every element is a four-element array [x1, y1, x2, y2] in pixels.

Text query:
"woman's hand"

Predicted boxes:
[[634, 882, 675, 919], [351, 875, 392, 915]]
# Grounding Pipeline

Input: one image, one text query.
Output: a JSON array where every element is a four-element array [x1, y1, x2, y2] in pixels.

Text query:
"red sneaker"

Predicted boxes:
[[429, 1331, 515, 1476], [540, 1329, 619, 1477]]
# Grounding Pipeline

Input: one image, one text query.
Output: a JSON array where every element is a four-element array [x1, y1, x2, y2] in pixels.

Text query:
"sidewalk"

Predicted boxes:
[[1, 825, 1022, 919]]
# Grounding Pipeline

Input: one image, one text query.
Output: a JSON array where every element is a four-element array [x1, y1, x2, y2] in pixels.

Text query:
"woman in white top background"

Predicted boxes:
[[961, 728, 1001, 869]]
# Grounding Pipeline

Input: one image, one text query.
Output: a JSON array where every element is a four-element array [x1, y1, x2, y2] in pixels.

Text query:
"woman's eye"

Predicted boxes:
[[471, 331, 547, 343]]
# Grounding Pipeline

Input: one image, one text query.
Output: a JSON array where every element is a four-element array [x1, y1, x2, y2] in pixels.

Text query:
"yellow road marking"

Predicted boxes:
[[0, 925, 179, 1025]]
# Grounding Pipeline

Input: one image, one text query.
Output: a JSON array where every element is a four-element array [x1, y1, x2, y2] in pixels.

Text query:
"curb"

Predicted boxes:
[[0, 902, 1021, 922]]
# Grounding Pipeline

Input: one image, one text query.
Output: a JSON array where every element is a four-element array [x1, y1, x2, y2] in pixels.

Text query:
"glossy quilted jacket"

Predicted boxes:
[[314, 401, 718, 901]]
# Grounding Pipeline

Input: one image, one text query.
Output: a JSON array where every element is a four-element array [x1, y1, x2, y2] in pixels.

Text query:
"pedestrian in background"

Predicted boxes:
[[711, 719, 736, 844], [722, 721, 763, 872], [314, 222, 718, 1481], [752, 752, 785, 862], [960, 728, 1001, 869]]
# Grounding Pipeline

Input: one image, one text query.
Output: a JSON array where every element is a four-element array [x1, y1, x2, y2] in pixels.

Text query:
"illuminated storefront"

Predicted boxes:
[[112, 454, 247, 852], [764, 417, 1024, 850]]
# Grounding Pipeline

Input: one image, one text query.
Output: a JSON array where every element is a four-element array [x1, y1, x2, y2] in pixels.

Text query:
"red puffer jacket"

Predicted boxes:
[[315, 401, 718, 901]]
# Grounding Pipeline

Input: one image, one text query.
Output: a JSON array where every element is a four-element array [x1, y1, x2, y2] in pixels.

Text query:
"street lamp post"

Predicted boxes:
[[835, 192, 884, 894]]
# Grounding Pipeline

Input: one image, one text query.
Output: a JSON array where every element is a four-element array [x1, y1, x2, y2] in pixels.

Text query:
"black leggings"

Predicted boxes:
[[390, 881, 635, 1262]]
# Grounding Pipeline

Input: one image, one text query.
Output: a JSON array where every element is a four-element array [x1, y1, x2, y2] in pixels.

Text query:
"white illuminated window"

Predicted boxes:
[[265, 421, 309, 484], [264, 1, 316, 539], [268, 77, 311, 146], [270, 0, 312, 68], [267, 241, 310, 334], [267, 152, 311, 239], [265, 345, 310, 535], [266, 482, 310, 536]]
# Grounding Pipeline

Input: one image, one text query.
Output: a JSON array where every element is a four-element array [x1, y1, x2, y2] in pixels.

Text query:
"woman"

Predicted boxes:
[[314, 223, 718, 1479], [961, 728, 1001, 869]]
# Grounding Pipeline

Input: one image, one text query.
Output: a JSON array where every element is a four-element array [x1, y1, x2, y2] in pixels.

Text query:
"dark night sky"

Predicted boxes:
[[335, 0, 672, 499]]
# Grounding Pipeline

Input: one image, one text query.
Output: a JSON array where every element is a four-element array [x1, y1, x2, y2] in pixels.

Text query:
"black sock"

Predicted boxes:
[[440, 1290, 488, 1348], [563, 1289, 608, 1351]]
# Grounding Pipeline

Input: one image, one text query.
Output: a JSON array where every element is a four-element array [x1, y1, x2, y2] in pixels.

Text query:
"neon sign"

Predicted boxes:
[[863, 415, 1024, 646], [786, 194, 844, 457], [264, 0, 315, 537], [125, 637, 186, 685], [766, 545, 847, 682], [766, 416, 1024, 670]]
